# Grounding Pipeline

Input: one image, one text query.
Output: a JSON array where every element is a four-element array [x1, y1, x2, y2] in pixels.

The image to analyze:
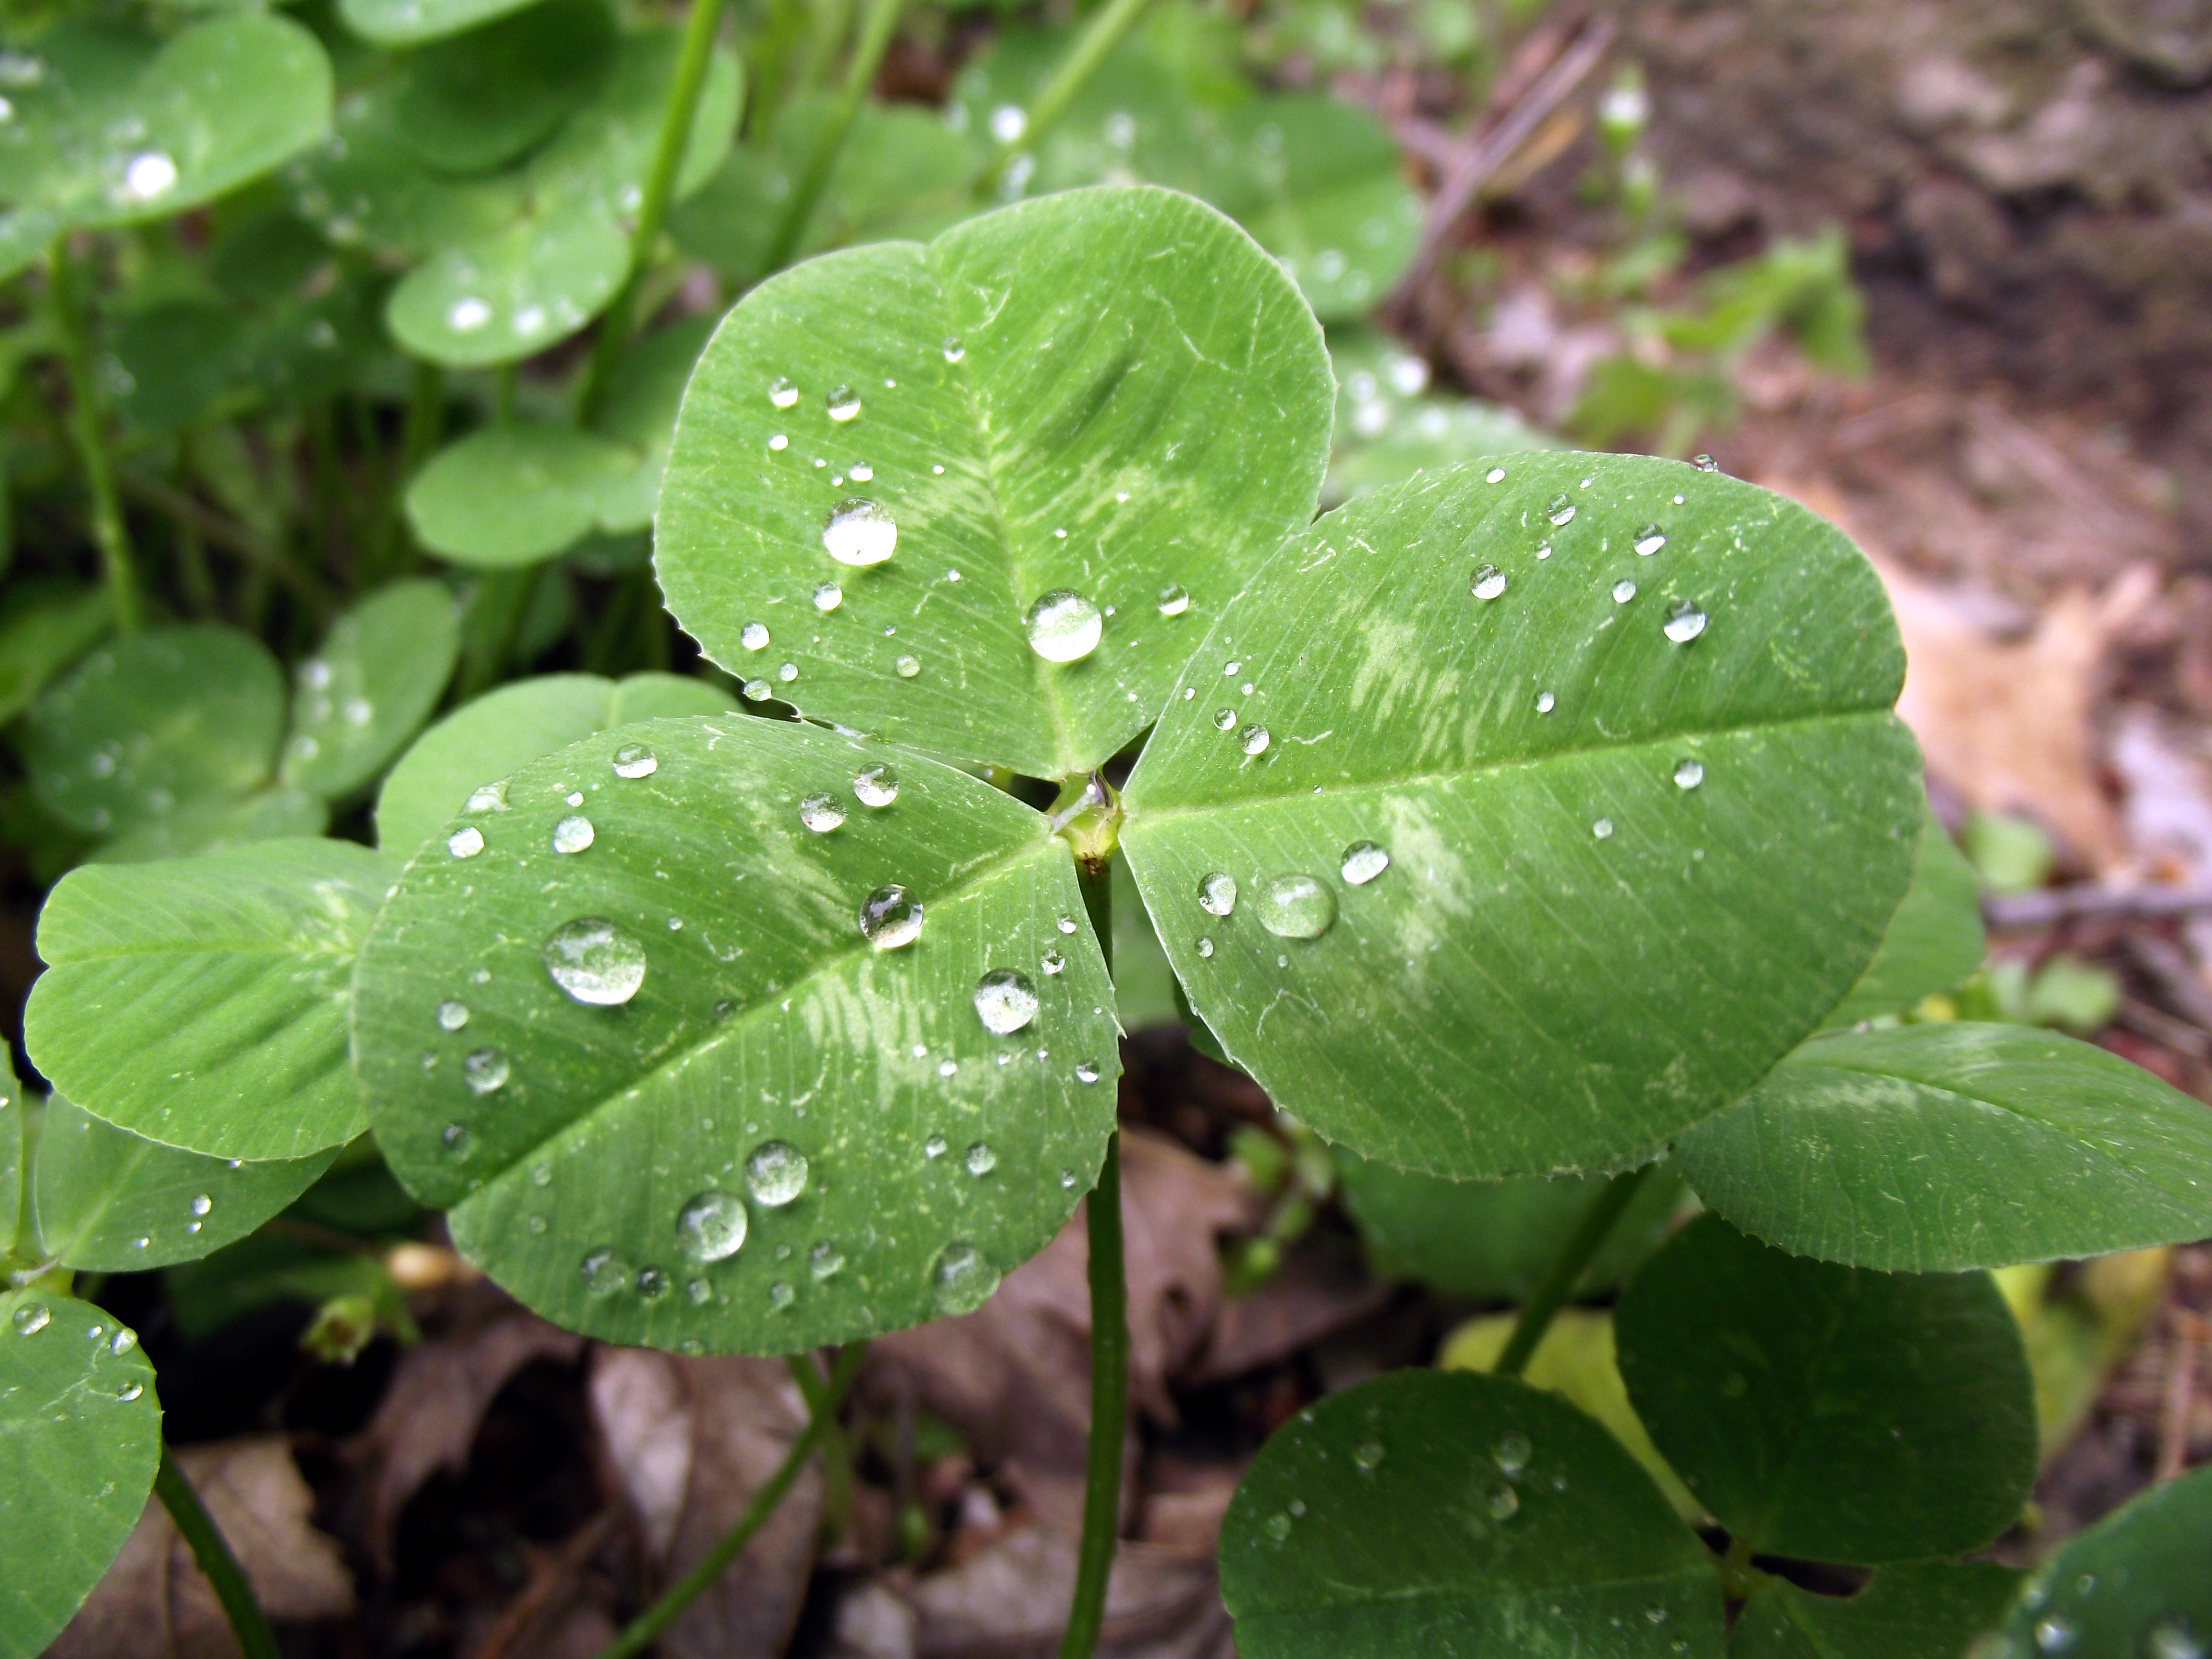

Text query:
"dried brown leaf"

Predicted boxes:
[[905, 1526, 1232, 1659]]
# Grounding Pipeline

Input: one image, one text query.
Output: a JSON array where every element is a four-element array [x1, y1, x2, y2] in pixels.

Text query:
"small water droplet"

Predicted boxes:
[[942, 337, 965, 362], [1612, 578, 1637, 603], [437, 999, 468, 1031], [1472, 564, 1507, 601], [1024, 591, 1103, 662], [769, 377, 799, 408], [808, 1241, 846, 1281], [826, 385, 860, 421], [1592, 817, 1614, 839], [1645, 1607, 1670, 1626], [1485, 466, 1507, 483], [1547, 494, 1577, 526], [1074, 1061, 1102, 1084], [1663, 604, 1708, 643], [974, 969, 1040, 1034], [2036, 1617, 2079, 1655], [1157, 583, 1190, 616], [849, 462, 873, 482], [1258, 874, 1335, 939], [853, 765, 899, 807], [1197, 936, 1214, 958], [447, 825, 485, 858], [1634, 525, 1667, 556], [932, 1242, 1000, 1313], [543, 917, 647, 1005], [1340, 841, 1389, 885], [742, 679, 771, 701], [676, 1191, 749, 1262], [1535, 691, 1556, 713], [1212, 707, 1237, 732], [551, 815, 594, 854], [1493, 1431, 1532, 1475], [964, 1142, 998, 1176], [441, 1121, 471, 1154], [447, 295, 490, 332], [1354, 1439, 1385, 1470], [1483, 1481, 1520, 1521], [894, 654, 921, 679], [1199, 872, 1238, 916], [12, 1304, 50, 1335], [812, 581, 843, 611], [2145, 1616, 2205, 1659], [611, 743, 657, 780], [114, 1379, 144, 1402], [686, 1277, 712, 1305], [635, 1266, 671, 1301], [777, 661, 799, 683], [531, 1164, 552, 1187], [1264, 1512, 1292, 1541], [110, 1328, 137, 1354], [799, 792, 848, 833], [746, 1141, 810, 1207], [582, 1246, 634, 1293], [464, 1047, 509, 1093], [823, 498, 896, 565], [1693, 453, 1718, 472], [1056, 915, 1078, 934], [858, 884, 923, 949], [1041, 950, 1066, 975], [937, 1058, 958, 1078], [1673, 758, 1704, 790], [1240, 724, 1270, 756]]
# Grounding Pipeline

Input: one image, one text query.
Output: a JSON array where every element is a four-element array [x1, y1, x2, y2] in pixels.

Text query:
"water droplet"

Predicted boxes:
[[114, 1379, 144, 1401], [1693, 453, 1718, 472], [938, 1058, 958, 1078], [1211, 707, 1237, 732], [858, 884, 923, 949], [1547, 494, 1577, 526], [1264, 1512, 1292, 1541], [1074, 1061, 1102, 1084], [582, 1246, 634, 1293], [853, 765, 899, 807], [738, 620, 772, 654], [823, 498, 896, 565], [769, 377, 799, 408], [437, 999, 469, 1031], [607, 743, 656, 781], [1339, 841, 1390, 885], [1197, 936, 1214, 958], [1483, 1480, 1520, 1520], [1056, 915, 1078, 935], [1536, 541, 1553, 560], [1157, 583, 1191, 616], [964, 1142, 998, 1176], [627, 1265, 669, 1301], [746, 1141, 810, 1207], [812, 581, 843, 611], [1041, 950, 1066, 975], [808, 1241, 846, 1281], [974, 969, 1040, 1035], [1198, 872, 1238, 916], [466, 781, 508, 813], [799, 793, 846, 833], [1493, 1431, 1532, 1474], [111, 1328, 137, 1354], [894, 654, 921, 679], [1673, 758, 1704, 790], [2036, 1617, 2079, 1654], [447, 825, 485, 858], [681, 1277, 710, 1305], [1645, 1607, 1670, 1626], [849, 462, 873, 482], [1634, 525, 1667, 556], [1663, 604, 1708, 643], [826, 385, 860, 421], [742, 679, 771, 701], [463, 1048, 509, 1094], [1472, 564, 1507, 600], [551, 815, 594, 854], [932, 1242, 1000, 1313], [774, 662, 796, 685], [1024, 591, 1103, 663], [1353, 1439, 1385, 1470], [543, 917, 646, 1005], [1535, 691, 1556, 713], [942, 337, 965, 362], [1240, 724, 1271, 757], [441, 1121, 473, 1155], [676, 1191, 749, 1262], [1612, 578, 1637, 603], [1257, 874, 1336, 939], [448, 295, 490, 332], [12, 1304, 50, 1335], [1060, 1168, 1079, 1188], [1486, 466, 1507, 483], [1592, 817, 1615, 839], [2145, 1617, 2205, 1659]]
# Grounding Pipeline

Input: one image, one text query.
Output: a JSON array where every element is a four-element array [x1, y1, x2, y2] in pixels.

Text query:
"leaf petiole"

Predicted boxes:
[[47, 238, 140, 634], [154, 1443, 280, 1659], [1493, 1162, 1657, 1378]]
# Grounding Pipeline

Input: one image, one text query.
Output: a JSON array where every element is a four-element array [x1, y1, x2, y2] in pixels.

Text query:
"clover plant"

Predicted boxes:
[[4, 3, 2211, 1657]]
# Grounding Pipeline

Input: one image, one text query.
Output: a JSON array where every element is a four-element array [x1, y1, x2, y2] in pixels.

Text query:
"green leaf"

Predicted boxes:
[[405, 423, 640, 566], [1338, 1154, 1689, 1301], [1120, 453, 1920, 1178], [1988, 1464, 2212, 1658], [339, 0, 544, 45], [33, 1096, 336, 1272], [1730, 1562, 2022, 1659], [353, 716, 1119, 1352], [1218, 1369, 1725, 1657], [392, 0, 615, 173], [92, 788, 329, 865], [0, 580, 109, 727], [524, 24, 740, 210], [0, 13, 332, 276], [282, 580, 463, 797], [589, 314, 719, 532], [656, 185, 1333, 779], [1822, 806, 1984, 1026], [0, 1290, 159, 1659], [374, 671, 735, 855], [21, 624, 285, 837], [24, 838, 395, 1161], [1615, 1214, 2037, 1564], [1675, 1022, 2212, 1272], [1327, 328, 1558, 507], [383, 200, 631, 368]]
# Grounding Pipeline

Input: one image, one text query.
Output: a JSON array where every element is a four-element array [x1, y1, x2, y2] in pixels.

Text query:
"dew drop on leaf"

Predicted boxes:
[[675, 1191, 749, 1262], [1056, 915, 1078, 935], [1074, 1061, 1102, 1084], [777, 661, 799, 683], [768, 1280, 796, 1310], [2145, 1617, 2205, 1659], [1197, 937, 1213, 958], [1612, 579, 1637, 603], [852, 765, 899, 807], [1157, 583, 1190, 616], [964, 1142, 997, 1176], [1674, 759, 1705, 790], [1663, 604, 1708, 643], [463, 1047, 509, 1093], [1693, 453, 1718, 472], [1472, 564, 1507, 601], [849, 462, 873, 482], [942, 337, 964, 362], [2035, 1617, 2078, 1654], [1198, 872, 1238, 916], [1536, 691, 1556, 713], [768, 376, 798, 408], [823, 498, 896, 565], [1240, 724, 1271, 757], [895, 655, 920, 678], [437, 999, 468, 1031], [447, 826, 485, 858], [974, 969, 1039, 1034], [1257, 875, 1336, 939], [858, 884, 923, 949], [1592, 818, 1615, 839], [1493, 1430, 1532, 1474], [799, 792, 846, 832], [543, 917, 647, 1004], [686, 1278, 712, 1305], [745, 1141, 810, 1207], [612, 743, 656, 779], [808, 1241, 845, 1280], [1213, 707, 1237, 731], [581, 1246, 633, 1293], [1486, 466, 1507, 483], [1634, 525, 1668, 556], [1024, 591, 1103, 663], [1264, 1512, 1292, 1541], [551, 815, 594, 854], [1340, 841, 1390, 885], [1041, 950, 1065, 975], [742, 679, 771, 701], [1483, 1481, 1520, 1521], [466, 781, 508, 813], [114, 1379, 144, 1402], [924, 1134, 947, 1159], [12, 1303, 50, 1335], [1353, 1439, 1384, 1470], [812, 581, 843, 611], [1547, 494, 1577, 526], [931, 1242, 1000, 1314], [826, 385, 860, 421]]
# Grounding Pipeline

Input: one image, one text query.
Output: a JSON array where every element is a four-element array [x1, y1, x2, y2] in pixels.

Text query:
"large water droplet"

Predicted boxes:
[[932, 1241, 1000, 1314], [1547, 494, 1577, 526], [741, 620, 770, 650], [853, 765, 899, 807], [812, 580, 843, 611], [613, 743, 656, 779], [823, 499, 896, 565], [964, 1142, 997, 1176], [189, 1194, 212, 1218], [551, 815, 594, 854], [463, 1047, 509, 1093], [1663, 604, 1708, 643], [800, 793, 846, 832], [543, 917, 647, 1005], [768, 376, 798, 408], [1634, 525, 1667, 556], [437, 999, 469, 1031], [1472, 564, 1507, 600], [12, 1303, 50, 1335], [1673, 758, 1704, 790], [676, 1191, 748, 1262], [1198, 872, 1238, 916], [826, 385, 860, 421], [974, 969, 1039, 1035], [1024, 591, 1103, 663], [582, 1246, 634, 1294], [746, 1141, 810, 1207], [1340, 841, 1389, 885], [1493, 1431, 1532, 1475], [447, 826, 485, 858], [1240, 724, 1270, 756], [1257, 875, 1336, 939], [1056, 915, 1078, 935], [858, 884, 923, 949], [1157, 583, 1191, 616]]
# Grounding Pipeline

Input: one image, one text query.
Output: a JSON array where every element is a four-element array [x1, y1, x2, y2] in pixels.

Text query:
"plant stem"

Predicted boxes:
[[1060, 853, 1126, 1659], [596, 1342, 866, 1659], [155, 1444, 280, 1659], [370, 361, 444, 580], [784, 1352, 854, 1546], [577, 0, 732, 422], [975, 0, 1156, 200], [117, 469, 338, 618], [759, 0, 906, 276], [48, 238, 139, 633], [1493, 1162, 1656, 1379]]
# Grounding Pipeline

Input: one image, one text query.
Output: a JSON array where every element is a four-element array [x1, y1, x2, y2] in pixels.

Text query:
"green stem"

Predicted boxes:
[[492, 363, 518, 426], [975, 0, 1156, 200], [1060, 854, 1126, 1659], [1493, 1162, 1656, 1379], [759, 0, 907, 276], [597, 1343, 866, 1659], [370, 361, 444, 580], [784, 1352, 855, 1546], [155, 1444, 280, 1659], [48, 238, 139, 633], [577, 0, 732, 421], [740, 0, 807, 139]]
